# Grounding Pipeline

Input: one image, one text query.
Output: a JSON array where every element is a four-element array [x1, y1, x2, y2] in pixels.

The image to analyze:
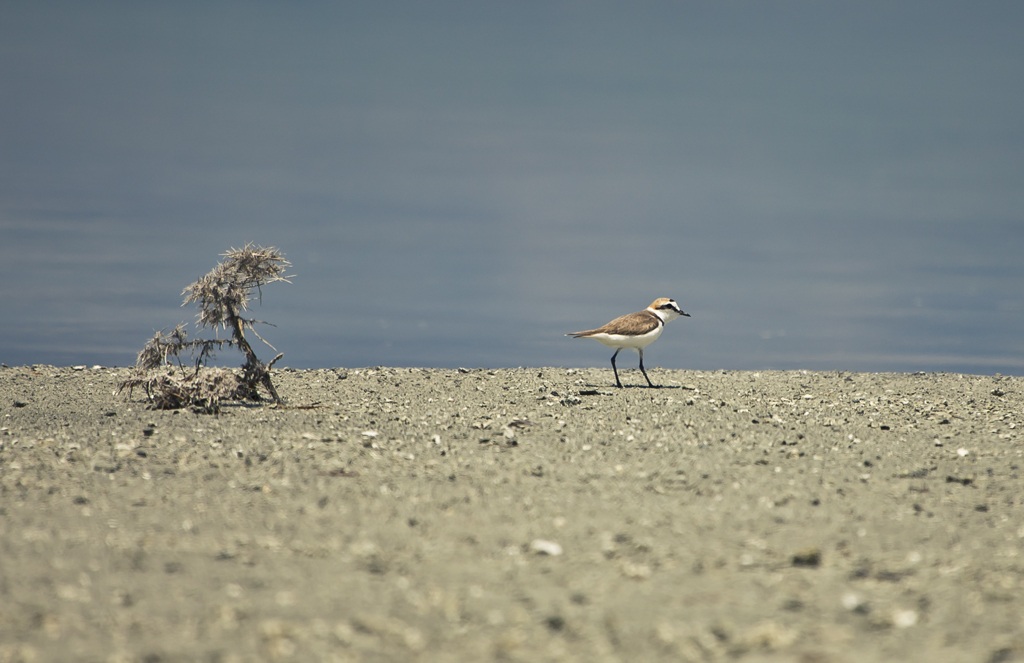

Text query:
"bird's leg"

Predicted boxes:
[[610, 349, 623, 388], [638, 348, 656, 388]]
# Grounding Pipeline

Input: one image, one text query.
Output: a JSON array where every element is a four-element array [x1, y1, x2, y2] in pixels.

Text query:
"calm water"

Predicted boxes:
[[3, 3, 1023, 374]]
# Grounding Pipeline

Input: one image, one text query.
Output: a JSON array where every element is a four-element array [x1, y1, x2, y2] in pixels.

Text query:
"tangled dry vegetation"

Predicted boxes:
[[118, 244, 292, 413]]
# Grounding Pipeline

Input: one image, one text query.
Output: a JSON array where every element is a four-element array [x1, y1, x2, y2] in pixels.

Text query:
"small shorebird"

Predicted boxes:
[[567, 298, 690, 388]]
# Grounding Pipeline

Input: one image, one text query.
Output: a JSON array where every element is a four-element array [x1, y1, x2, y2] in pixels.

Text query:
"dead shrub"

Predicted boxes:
[[119, 243, 292, 413]]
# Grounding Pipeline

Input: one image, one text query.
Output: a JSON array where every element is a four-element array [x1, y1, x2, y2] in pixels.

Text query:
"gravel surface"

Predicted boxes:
[[1, 365, 1022, 662]]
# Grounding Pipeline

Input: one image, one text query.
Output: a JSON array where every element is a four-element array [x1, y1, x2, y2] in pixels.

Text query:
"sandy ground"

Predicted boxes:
[[1, 364, 1022, 662]]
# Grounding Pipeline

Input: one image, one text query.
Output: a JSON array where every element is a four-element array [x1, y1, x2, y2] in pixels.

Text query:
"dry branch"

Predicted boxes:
[[119, 243, 292, 413]]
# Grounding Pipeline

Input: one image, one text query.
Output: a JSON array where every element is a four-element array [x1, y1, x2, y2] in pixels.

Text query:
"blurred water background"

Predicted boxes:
[[3, 2, 1023, 374]]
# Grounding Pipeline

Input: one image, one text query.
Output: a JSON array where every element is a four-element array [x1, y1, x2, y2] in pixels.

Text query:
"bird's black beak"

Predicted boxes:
[[680, 310, 691, 317]]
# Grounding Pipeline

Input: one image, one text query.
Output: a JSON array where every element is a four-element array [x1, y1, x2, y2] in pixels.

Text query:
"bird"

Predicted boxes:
[[567, 297, 690, 388]]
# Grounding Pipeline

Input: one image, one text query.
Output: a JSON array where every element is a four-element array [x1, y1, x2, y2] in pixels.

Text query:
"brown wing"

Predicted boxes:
[[568, 310, 660, 337]]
